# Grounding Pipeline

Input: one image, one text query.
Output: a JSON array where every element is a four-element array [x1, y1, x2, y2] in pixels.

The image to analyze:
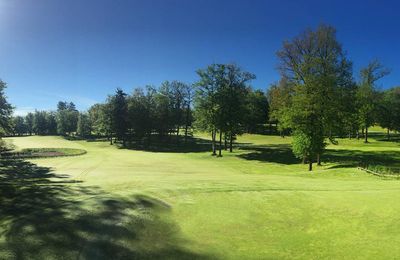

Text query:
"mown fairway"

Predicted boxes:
[[2, 131, 400, 259]]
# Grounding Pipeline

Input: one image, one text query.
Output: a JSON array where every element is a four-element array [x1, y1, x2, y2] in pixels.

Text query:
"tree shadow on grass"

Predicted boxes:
[[123, 136, 215, 153], [236, 144, 400, 169], [237, 144, 300, 165], [0, 159, 214, 259], [323, 149, 400, 168]]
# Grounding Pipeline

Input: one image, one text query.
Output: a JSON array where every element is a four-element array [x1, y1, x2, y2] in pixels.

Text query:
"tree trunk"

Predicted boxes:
[[317, 153, 321, 166], [356, 129, 360, 140], [184, 105, 190, 143], [387, 128, 390, 140], [218, 131, 223, 157], [224, 134, 227, 150], [176, 126, 180, 144], [309, 161, 313, 171], [211, 129, 216, 156], [364, 127, 368, 143], [184, 124, 189, 143], [229, 132, 233, 153], [148, 131, 152, 146]]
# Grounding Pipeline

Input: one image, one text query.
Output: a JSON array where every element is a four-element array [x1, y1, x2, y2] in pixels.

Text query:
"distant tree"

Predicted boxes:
[[216, 64, 255, 154], [183, 84, 194, 142], [195, 64, 255, 156], [356, 60, 390, 143], [154, 83, 174, 138], [127, 86, 155, 144], [169, 81, 187, 140], [88, 103, 109, 137], [338, 82, 359, 139], [25, 112, 34, 135], [33, 110, 48, 135], [12, 116, 27, 136], [244, 89, 269, 134], [104, 96, 116, 144], [195, 64, 224, 155], [45, 112, 58, 135], [77, 112, 92, 137], [376, 87, 400, 139], [267, 77, 293, 137], [111, 89, 128, 146], [56, 101, 79, 135]]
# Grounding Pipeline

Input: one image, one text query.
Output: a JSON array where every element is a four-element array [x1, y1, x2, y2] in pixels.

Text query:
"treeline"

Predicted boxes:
[[11, 102, 79, 136], [5, 24, 400, 170], [9, 72, 268, 157]]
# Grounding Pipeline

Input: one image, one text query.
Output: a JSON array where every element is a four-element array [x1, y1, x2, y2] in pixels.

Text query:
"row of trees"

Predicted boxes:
[[11, 102, 79, 136], [5, 25, 397, 170], [268, 24, 393, 170], [87, 75, 268, 155], [10, 77, 268, 157]]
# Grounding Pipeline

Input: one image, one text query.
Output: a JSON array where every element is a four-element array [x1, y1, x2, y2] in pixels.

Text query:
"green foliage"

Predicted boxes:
[[276, 24, 353, 169], [0, 80, 14, 136], [356, 60, 390, 141], [194, 63, 255, 155], [77, 113, 92, 137], [111, 89, 128, 144], [376, 86, 400, 135], [88, 103, 110, 136], [12, 116, 27, 136], [244, 89, 269, 133], [56, 101, 79, 135]]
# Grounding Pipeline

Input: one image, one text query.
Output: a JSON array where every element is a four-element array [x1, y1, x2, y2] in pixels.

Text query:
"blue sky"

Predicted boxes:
[[0, 0, 399, 115]]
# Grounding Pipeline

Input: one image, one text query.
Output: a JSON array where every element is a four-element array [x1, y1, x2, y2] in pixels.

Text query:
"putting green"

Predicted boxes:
[[2, 132, 400, 259]]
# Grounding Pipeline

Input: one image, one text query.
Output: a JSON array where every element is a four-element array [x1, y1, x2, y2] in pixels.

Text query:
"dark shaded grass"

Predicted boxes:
[[237, 143, 400, 169], [124, 136, 213, 153], [0, 159, 214, 260]]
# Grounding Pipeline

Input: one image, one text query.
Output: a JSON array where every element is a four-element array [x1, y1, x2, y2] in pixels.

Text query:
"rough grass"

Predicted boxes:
[[1, 132, 400, 259], [3, 147, 87, 159]]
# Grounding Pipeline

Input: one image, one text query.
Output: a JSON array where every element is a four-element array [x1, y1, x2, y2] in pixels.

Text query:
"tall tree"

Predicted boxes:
[[244, 89, 269, 134], [276, 25, 353, 170], [183, 84, 194, 142], [25, 112, 34, 135], [195, 64, 255, 156], [376, 87, 400, 139], [56, 101, 79, 135], [12, 116, 26, 136], [77, 112, 92, 137], [267, 77, 293, 137], [0, 80, 14, 137], [33, 111, 48, 135], [127, 87, 155, 144], [356, 60, 390, 143], [111, 89, 128, 146]]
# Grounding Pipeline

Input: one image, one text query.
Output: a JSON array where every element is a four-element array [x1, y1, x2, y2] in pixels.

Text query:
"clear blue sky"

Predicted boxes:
[[1, 0, 399, 115]]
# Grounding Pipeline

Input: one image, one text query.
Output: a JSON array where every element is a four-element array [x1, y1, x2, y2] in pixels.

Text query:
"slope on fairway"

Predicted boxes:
[[2, 134, 400, 259]]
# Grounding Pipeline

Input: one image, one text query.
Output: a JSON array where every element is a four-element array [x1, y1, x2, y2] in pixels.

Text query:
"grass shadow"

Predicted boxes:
[[0, 158, 215, 259], [123, 136, 214, 153], [237, 143, 400, 170], [237, 144, 299, 165], [323, 149, 400, 168]]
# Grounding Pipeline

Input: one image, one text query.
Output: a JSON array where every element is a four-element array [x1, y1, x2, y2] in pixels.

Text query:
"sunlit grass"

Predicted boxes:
[[2, 131, 400, 259]]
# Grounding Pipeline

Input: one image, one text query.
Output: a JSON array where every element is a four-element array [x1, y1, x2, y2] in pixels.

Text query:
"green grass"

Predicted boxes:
[[2, 133, 400, 259]]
